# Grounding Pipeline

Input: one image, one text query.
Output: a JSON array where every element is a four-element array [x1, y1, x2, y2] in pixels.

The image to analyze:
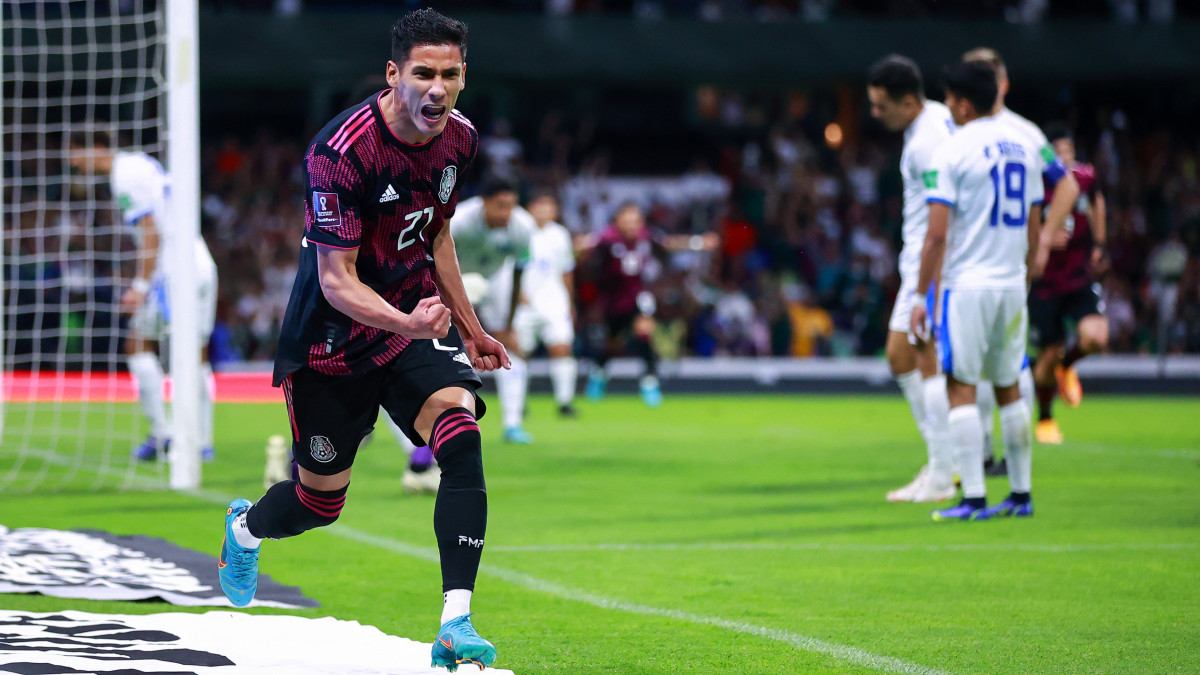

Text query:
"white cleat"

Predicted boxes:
[[886, 465, 929, 503], [909, 478, 958, 503], [401, 465, 441, 495]]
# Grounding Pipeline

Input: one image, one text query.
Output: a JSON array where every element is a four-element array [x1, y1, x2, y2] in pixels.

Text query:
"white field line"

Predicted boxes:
[[486, 542, 1200, 554], [187, 488, 949, 675]]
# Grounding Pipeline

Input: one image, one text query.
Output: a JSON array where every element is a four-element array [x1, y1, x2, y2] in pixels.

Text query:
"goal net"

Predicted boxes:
[[1, 0, 186, 491]]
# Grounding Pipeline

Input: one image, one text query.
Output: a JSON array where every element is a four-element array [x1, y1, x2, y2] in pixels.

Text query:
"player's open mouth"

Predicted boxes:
[[421, 105, 446, 123]]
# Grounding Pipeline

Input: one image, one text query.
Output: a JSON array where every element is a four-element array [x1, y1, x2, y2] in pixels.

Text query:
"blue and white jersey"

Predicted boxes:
[[522, 220, 575, 314], [899, 100, 955, 279], [926, 115, 1045, 291], [996, 107, 1068, 187], [112, 152, 172, 279]]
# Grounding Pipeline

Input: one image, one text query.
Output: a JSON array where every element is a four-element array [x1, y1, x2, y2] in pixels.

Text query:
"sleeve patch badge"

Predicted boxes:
[[1040, 144, 1058, 164], [922, 170, 939, 189], [313, 191, 342, 229], [438, 165, 457, 204]]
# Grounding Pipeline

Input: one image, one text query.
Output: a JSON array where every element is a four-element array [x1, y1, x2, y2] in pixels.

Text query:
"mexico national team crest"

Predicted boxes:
[[309, 435, 336, 463], [438, 165, 457, 204]]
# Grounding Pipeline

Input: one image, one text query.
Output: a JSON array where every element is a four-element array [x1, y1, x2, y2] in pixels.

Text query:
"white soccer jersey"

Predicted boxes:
[[898, 100, 955, 278], [522, 221, 575, 313], [926, 115, 1045, 290], [996, 107, 1068, 185], [450, 196, 535, 280]]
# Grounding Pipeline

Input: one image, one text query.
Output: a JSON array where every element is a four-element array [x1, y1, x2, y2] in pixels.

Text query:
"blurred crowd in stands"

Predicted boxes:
[[201, 84, 1200, 366]]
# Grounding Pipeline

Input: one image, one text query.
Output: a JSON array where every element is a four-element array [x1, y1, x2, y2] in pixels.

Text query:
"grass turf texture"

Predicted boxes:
[[1, 394, 1197, 674]]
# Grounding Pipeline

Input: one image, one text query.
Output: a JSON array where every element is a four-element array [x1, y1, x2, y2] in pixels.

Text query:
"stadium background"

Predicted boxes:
[[192, 1, 1200, 367]]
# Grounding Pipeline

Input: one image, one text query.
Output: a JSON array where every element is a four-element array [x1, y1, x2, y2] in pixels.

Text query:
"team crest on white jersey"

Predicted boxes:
[[310, 435, 336, 463], [438, 165, 457, 204]]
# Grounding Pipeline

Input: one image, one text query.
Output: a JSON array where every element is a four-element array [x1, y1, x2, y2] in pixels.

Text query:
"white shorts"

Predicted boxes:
[[130, 243, 217, 342], [935, 287, 1027, 387], [888, 273, 923, 334], [514, 303, 574, 354]]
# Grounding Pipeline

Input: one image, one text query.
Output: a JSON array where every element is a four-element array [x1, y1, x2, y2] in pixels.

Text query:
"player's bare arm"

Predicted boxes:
[[121, 214, 159, 314], [1027, 203, 1044, 283], [315, 243, 450, 339], [431, 225, 511, 371], [1039, 171, 1080, 253], [911, 201, 950, 342], [1090, 190, 1108, 274]]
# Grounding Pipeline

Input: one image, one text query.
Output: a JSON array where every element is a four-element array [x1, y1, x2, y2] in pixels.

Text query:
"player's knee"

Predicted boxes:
[[1080, 319, 1108, 353], [291, 481, 347, 533], [431, 407, 484, 491]]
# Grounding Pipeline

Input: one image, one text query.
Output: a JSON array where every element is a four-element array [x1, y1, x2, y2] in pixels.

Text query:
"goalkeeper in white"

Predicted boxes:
[[69, 131, 218, 462]]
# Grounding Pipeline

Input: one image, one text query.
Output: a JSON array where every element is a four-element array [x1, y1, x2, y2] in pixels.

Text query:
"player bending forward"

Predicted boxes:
[[514, 191, 580, 417], [866, 55, 957, 504], [912, 61, 1042, 522], [218, 10, 504, 671], [68, 131, 218, 463]]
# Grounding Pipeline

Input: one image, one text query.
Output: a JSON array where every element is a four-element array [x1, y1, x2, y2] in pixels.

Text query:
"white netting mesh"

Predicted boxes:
[[1, 0, 168, 491]]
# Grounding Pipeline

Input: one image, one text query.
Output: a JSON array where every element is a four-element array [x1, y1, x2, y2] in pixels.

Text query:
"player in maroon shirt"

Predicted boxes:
[[217, 10, 504, 671], [1028, 125, 1109, 444], [580, 202, 716, 407]]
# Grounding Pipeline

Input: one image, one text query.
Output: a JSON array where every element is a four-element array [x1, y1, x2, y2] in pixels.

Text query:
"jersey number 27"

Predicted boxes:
[[398, 207, 435, 250]]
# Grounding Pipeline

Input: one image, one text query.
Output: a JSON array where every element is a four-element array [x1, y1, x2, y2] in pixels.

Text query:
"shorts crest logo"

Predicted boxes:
[[438, 165, 457, 204], [309, 435, 336, 463]]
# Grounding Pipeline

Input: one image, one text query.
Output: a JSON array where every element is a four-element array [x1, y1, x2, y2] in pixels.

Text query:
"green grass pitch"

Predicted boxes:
[[1, 393, 1197, 674]]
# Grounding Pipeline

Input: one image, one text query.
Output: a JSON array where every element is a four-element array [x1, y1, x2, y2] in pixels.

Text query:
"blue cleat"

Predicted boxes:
[[502, 426, 534, 444], [983, 496, 1033, 518], [639, 375, 662, 408], [132, 436, 167, 461], [586, 370, 607, 401], [202, 446, 216, 463], [218, 498, 259, 607], [431, 614, 496, 672], [931, 501, 990, 522]]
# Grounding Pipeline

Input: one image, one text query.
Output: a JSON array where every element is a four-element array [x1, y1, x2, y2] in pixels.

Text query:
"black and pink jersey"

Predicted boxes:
[[592, 224, 664, 317], [1032, 163, 1098, 299], [273, 90, 478, 386]]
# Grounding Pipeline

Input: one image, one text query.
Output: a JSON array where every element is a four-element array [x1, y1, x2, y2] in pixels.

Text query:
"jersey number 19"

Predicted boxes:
[[989, 163, 1027, 228]]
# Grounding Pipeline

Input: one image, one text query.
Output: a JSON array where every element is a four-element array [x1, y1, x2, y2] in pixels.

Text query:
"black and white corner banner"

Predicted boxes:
[[0, 610, 516, 674], [0, 526, 317, 609]]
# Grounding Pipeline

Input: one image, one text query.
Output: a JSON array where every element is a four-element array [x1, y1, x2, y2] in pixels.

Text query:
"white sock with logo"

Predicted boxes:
[[496, 355, 527, 430], [441, 588, 472, 625], [231, 512, 262, 549], [549, 357, 577, 407], [128, 352, 168, 441]]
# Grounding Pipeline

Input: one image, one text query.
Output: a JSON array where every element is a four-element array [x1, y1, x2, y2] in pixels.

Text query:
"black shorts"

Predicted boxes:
[[281, 324, 486, 475], [1028, 283, 1104, 349]]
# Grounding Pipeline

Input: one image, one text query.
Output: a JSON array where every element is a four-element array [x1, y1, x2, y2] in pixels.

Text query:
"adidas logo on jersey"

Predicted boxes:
[[452, 352, 471, 367], [379, 184, 399, 203]]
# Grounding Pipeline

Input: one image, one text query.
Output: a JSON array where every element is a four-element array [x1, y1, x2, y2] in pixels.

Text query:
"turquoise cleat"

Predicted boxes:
[[218, 498, 259, 607], [639, 375, 662, 408], [502, 426, 534, 444], [431, 614, 496, 672], [586, 370, 606, 401]]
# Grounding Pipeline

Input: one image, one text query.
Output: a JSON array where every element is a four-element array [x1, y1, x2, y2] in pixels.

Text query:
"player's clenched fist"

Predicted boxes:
[[402, 296, 452, 339], [464, 333, 511, 372]]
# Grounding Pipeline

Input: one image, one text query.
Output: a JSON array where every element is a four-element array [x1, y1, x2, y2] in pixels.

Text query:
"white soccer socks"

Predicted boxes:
[[200, 362, 215, 450], [231, 512, 263, 550], [441, 589, 472, 625], [1019, 365, 1036, 419], [999, 400, 1033, 494], [922, 374, 955, 489], [128, 352, 168, 442], [896, 369, 927, 439], [495, 355, 528, 430], [549, 357, 577, 407], [948, 404, 986, 499]]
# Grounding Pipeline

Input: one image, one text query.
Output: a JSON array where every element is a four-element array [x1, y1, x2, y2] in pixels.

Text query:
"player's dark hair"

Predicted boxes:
[[68, 130, 112, 149], [478, 174, 518, 199], [391, 8, 468, 65], [962, 46, 1007, 82], [943, 61, 999, 118], [1043, 122, 1073, 144], [867, 55, 924, 102], [613, 200, 642, 219], [527, 188, 558, 205]]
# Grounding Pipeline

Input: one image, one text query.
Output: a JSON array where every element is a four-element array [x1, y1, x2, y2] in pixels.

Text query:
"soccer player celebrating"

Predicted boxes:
[[912, 61, 1043, 521], [1028, 125, 1109, 444], [866, 55, 957, 504], [67, 131, 218, 463], [514, 191, 580, 417], [217, 10, 503, 671], [450, 175, 537, 443]]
